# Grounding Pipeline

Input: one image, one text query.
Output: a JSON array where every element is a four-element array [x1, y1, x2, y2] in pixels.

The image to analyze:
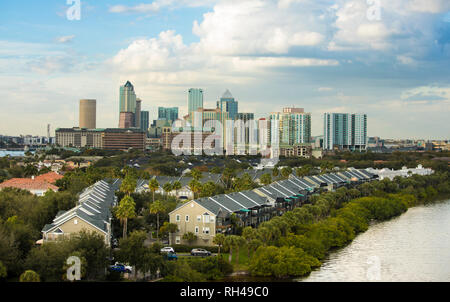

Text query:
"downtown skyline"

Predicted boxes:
[[0, 0, 449, 139]]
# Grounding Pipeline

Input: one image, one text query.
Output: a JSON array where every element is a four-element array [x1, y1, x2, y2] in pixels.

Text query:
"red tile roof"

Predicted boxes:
[[0, 178, 59, 192], [34, 172, 63, 184]]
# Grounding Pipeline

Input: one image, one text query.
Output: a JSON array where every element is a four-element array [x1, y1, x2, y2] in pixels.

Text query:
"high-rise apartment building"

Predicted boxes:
[[79, 99, 96, 129], [323, 113, 367, 151], [158, 107, 179, 121], [217, 89, 238, 120], [269, 108, 311, 146], [188, 88, 204, 115]]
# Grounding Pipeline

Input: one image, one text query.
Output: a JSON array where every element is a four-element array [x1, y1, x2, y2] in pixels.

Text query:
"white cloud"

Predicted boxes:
[[56, 35, 75, 44]]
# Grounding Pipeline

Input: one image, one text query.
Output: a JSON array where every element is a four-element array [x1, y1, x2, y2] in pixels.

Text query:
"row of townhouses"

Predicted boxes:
[[167, 168, 378, 246]]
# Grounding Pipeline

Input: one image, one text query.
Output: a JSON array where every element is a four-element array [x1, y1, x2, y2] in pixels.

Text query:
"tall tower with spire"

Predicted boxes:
[[217, 89, 238, 120], [119, 81, 137, 128]]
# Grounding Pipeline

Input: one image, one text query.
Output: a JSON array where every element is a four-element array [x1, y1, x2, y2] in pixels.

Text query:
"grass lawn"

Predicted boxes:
[[221, 247, 251, 271]]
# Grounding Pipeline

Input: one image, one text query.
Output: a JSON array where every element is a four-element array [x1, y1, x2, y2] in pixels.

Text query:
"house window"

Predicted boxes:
[[197, 215, 201, 222], [195, 226, 199, 233], [185, 215, 189, 222], [74, 219, 78, 225], [210, 216, 215, 223], [176, 215, 180, 222], [175, 236, 180, 244], [203, 227, 210, 235], [203, 213, 210, 223]]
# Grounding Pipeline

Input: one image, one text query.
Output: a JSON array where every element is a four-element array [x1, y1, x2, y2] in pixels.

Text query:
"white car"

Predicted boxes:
[[161, 246, 175, 253]]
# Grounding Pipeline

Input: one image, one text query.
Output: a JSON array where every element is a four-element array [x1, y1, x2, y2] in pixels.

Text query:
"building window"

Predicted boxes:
[[195, 226, 199, 233], [175, 236, 180, 244], [176, 214, 180, 222], [210, 216, 215, 223], [203, 213, 210, 223], [185, 215, 189, 222], [203, 227, 210, 235], [74, 219, 78, 225], [197, 215, 201, 222]]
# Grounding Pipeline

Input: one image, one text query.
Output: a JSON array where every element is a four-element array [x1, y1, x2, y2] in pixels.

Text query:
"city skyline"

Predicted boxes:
[[0, 0, 449, 139]]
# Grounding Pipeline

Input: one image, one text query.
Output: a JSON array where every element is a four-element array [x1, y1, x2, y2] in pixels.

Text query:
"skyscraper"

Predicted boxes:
[[269, 107, 311, 146], [79, 99, 96, 129], [140, 111, 149, 135], [135, 99, 142, 128], [217, 89, 238, 120], [188, 88, 204, 115], [323, 113, 367, 151], [119, 81, 137, 128], [158, 107, 179, 121], [119, 81, 136, 113]]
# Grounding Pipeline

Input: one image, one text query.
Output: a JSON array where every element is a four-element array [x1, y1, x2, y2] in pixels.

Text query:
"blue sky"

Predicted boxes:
[[0, 0, 449, 139]]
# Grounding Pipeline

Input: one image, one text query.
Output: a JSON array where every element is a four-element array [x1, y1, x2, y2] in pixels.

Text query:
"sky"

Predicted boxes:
[[0, 0, 449, 139]]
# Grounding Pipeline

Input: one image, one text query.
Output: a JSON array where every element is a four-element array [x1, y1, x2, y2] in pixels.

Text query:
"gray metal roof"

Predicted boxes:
[[42, 180, 116, 234]]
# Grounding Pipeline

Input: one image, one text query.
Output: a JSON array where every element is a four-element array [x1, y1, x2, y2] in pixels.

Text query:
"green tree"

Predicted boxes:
[[0, 261, 7, 279], [148, 178, 160, 202], [160, 222, 178, 245], [260, 173, 272, 186], [182, 232, 198, 245], [19, 270, 40, 282], [188, 179, 202, 199], [213, 233, 226, 258], [191, 168, 202, 181], [115, 196, 137, 239], [149, 200, 165, 241], [172, 181, 182, 197], [116, 230, 148, 279], [120, 174, 137, 196], [242, 226, 257, 259], [280, 167, 293, 179], [163, 182, 173, 199]]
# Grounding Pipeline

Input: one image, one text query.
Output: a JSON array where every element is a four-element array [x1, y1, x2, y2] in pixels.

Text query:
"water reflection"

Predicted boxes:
[[298, 200, 450, 282]]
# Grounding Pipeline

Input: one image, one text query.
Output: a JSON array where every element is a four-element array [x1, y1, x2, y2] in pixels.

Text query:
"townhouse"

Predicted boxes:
[[40, 179, 120, 246]]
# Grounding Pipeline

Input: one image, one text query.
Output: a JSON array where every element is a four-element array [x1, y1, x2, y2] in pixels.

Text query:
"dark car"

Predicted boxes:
[[108, 263, 132, 273], [191, 248, 211, 257], [165, 252, 178, 261]]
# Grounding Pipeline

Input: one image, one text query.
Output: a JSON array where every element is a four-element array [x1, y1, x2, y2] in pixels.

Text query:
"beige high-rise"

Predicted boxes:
[[79, 99, 96, 129]]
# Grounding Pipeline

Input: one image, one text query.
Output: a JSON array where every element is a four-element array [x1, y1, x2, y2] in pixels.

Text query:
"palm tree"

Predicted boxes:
[[222, 168, 236, 189], [182, 232, 198, 245], [234, 236, 245, 266], [272, 167, 279, 178], [242, 226, 257, 259], [260, 173, 272, 186], [148, 178, 159, 202], [191, 168, 202, 181], [160, 222, 178, 245], [172, 180, 182, 198], [162, 182, 173, 199], [188, 179, 202, 199], [149, 200, 165, 241], [120, 174, 137, 196], [224, 236, 235, 264], [115, 195, 137, 239], [213, 233, 226, 258]]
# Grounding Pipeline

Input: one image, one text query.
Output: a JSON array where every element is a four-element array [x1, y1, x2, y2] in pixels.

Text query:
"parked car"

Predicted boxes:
[[191, 248, 211, 256], [108, 262, 132, 274], [165, 252, 178, 261], [161, 246, 175, 253]]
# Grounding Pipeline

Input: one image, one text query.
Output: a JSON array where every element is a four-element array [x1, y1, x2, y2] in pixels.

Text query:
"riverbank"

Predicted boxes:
[[222, 194, 450, 282], [299, 198, 450, 281], [220, 172, 450, 280]]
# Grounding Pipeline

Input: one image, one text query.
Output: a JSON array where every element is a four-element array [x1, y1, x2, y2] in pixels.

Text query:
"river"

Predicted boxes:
[[298, 199, 450, 282]]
